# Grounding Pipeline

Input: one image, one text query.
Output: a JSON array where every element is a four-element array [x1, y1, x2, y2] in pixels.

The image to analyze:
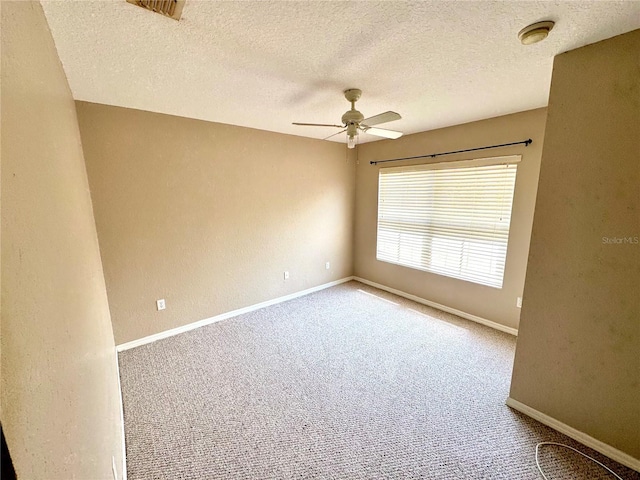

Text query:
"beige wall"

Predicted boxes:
[[76, 102, 355, 345], [354, 108, 547, 330], [510, 30, 640, 459], [1, 2, 124, 479]]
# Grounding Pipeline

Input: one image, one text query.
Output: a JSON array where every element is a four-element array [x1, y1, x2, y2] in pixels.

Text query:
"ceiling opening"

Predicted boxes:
[[126, 0, 185, 21]]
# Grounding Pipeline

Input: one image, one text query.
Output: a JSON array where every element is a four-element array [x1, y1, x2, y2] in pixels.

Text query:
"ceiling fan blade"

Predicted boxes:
[[323, 128, 347, 140], [292, 122, 344, 128], [361, 111, 401, 127], [362, 127, 403, 139]]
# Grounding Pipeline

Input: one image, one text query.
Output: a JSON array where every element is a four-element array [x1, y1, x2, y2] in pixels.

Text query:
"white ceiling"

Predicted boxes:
[[41, 1, 640, 144]]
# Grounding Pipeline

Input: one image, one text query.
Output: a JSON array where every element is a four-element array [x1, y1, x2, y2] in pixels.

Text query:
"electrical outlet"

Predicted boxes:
[[516, 297, 522, 308], [284, 271, 289, 280], [157, 298, 166, 311], [325, 261, 330, 270]]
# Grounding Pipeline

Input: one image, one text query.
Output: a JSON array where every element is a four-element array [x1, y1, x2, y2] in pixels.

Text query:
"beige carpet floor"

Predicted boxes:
[[118, 281, 639, 479]]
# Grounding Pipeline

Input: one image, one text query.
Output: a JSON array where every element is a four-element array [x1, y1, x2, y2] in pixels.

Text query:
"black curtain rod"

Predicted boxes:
[[369, 139, 532, 165]]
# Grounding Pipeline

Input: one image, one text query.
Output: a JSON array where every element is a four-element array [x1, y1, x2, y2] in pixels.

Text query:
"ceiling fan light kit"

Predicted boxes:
[[293, 88, 403, 148], [346, 123, 359, 149]]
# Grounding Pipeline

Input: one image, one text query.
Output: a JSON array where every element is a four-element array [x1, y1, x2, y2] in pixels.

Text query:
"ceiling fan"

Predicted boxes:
[[293, 89, 403, 149]]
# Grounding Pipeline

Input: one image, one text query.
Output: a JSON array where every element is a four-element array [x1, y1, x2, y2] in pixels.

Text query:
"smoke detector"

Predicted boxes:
[[126, 0, 185, 21], [518, 21, 555, 45]]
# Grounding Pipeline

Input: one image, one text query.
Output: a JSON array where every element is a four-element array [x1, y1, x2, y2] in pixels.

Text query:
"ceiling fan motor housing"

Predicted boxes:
[[342, 109, 364, 126]]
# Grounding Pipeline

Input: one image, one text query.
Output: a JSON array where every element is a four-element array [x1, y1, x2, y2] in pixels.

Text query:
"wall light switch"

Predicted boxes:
[[157, 299, 166, 311], [325, 261, 330, 270], [284, 271, 289, 280], [516, 297, 522, 308]]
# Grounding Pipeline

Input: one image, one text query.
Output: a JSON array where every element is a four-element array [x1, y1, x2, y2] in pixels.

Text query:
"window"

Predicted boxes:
[[376, 155, 519, 288]]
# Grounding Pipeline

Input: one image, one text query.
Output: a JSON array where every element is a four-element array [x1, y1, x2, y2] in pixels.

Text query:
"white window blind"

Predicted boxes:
[[376, 155, 520, 288]]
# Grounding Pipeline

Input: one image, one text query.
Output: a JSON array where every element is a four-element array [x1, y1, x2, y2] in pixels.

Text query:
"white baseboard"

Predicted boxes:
[[113, 351, 127, 480], [352, 276, 518, 336], [506, 397, 640, 472], [116, 276, 355, 351]]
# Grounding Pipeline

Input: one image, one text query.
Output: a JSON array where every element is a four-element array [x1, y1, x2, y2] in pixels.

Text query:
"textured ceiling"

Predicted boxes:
[[41, 1, 640, 144]]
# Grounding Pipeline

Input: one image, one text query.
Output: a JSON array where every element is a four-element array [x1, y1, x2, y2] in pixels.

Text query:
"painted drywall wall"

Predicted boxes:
[[354, 108, 547, 330], [510, 30, 640, 459], [1, 2, 124, 479], [76, 102, 356, 345]]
